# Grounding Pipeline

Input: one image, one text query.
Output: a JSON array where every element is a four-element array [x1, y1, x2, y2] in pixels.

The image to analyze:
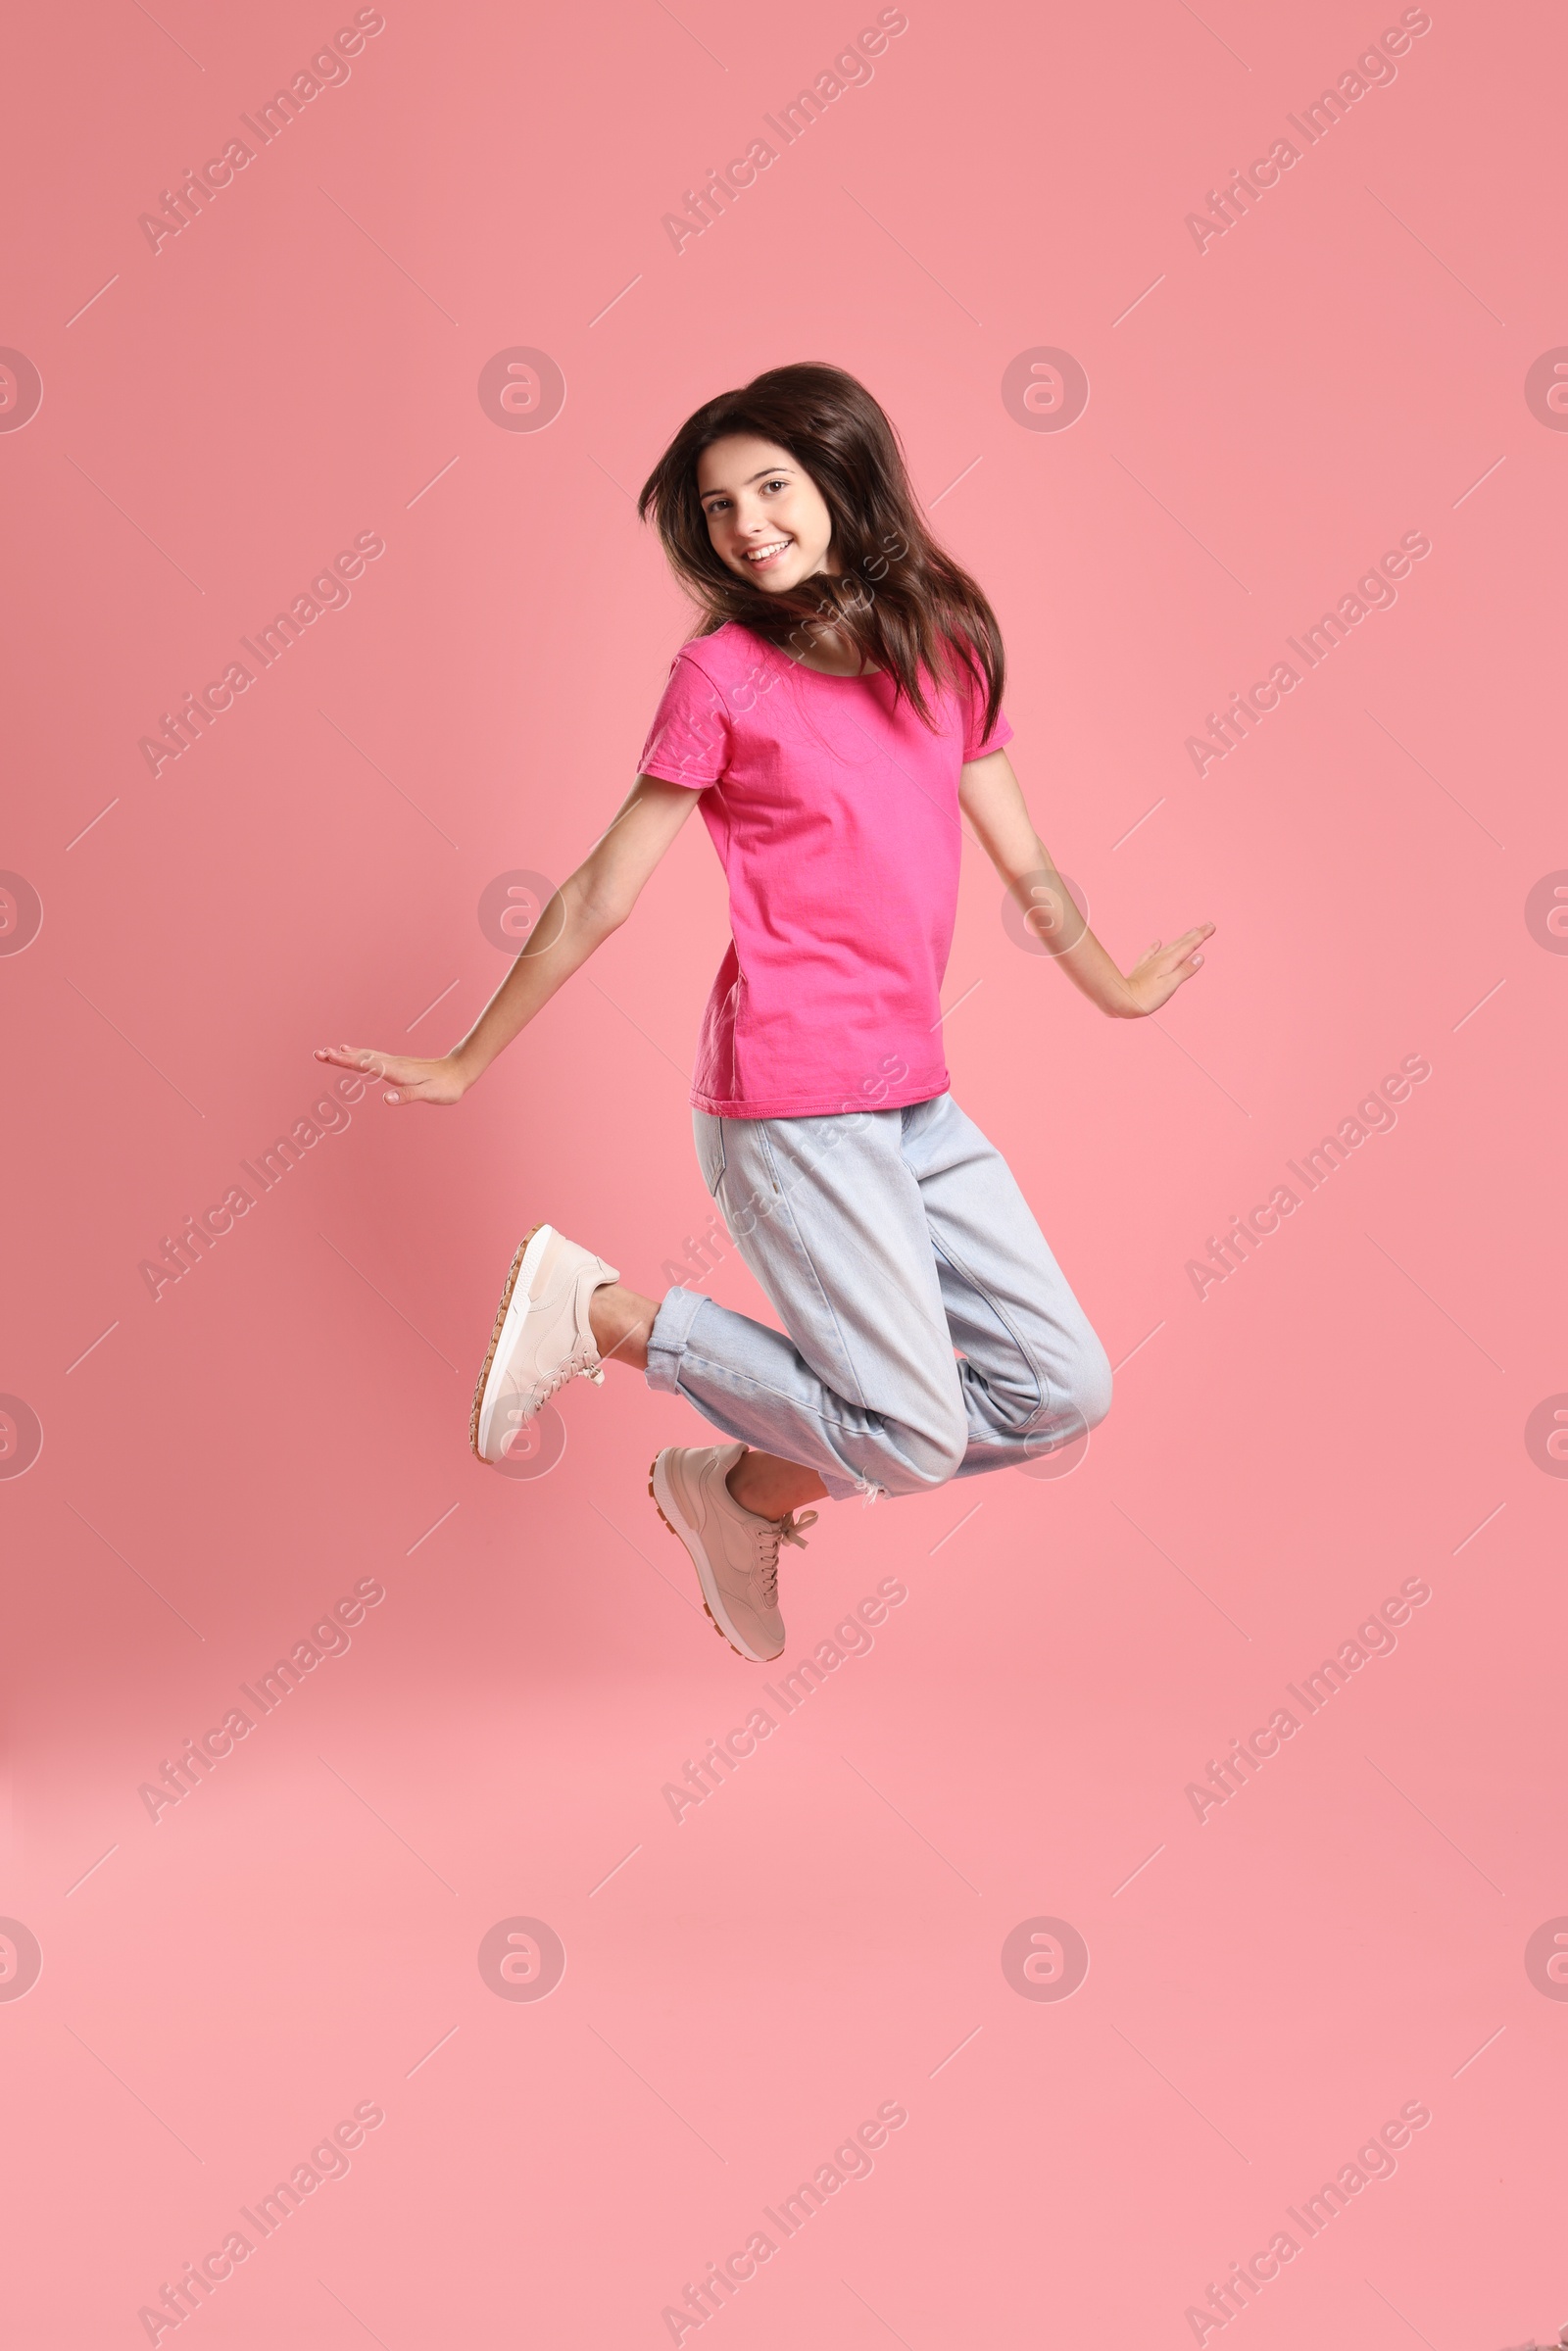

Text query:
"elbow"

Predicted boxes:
[[573, 883, 631, 942]]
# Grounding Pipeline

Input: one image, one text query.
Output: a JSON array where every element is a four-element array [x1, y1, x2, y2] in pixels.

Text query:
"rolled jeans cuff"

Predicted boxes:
[[644, 1286, 713, 1396], [642, 1286, 865, 1501]]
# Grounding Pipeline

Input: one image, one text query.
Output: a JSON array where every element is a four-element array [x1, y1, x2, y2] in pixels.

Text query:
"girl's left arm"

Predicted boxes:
[[959, 749, 1214, 1018]]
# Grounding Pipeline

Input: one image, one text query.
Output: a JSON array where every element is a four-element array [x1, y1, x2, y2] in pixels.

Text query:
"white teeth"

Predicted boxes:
[[746, 541, 789, 562]]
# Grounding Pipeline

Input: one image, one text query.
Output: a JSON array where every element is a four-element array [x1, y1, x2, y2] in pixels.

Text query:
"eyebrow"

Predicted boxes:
[[699, 465, 793, 499]]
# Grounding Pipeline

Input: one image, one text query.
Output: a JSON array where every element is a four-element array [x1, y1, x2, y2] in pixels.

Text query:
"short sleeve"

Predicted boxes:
[[959, 659, 1013, 762], [637, 651, 732, 788]]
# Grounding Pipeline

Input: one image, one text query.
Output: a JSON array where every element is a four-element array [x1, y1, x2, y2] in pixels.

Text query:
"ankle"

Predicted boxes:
[[588, 1281, 652, 1371], [725, 1455, 768, 1517], [726, 1451, 820, 1521]]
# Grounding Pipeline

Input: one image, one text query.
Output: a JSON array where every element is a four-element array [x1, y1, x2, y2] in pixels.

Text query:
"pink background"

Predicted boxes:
[[4, 0, 1565, 2342]]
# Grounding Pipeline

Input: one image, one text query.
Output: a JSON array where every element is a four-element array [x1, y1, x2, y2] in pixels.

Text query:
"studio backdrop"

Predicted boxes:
[[3, 1, 1564, 2345]]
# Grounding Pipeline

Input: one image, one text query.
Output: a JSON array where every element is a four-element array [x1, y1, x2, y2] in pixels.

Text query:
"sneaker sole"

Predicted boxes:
[[649, 1452, 780, 1664], [469, 1223, 549, 1462]]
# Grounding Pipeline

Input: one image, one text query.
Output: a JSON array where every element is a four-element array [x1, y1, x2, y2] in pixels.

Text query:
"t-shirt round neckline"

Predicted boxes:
[[734, 617, 883, 683], [781, 655, 884, 682]]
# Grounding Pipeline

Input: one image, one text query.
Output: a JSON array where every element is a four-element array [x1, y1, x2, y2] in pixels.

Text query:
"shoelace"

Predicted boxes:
[[753, 1509, 818, 1608], [527, 1347, 604, 1410]]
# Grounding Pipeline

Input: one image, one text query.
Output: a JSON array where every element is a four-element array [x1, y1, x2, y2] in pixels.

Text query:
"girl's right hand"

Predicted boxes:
[[314, 1045, 469, 1106]]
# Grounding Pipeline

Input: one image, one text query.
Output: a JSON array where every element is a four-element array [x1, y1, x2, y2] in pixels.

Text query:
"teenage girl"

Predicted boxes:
[[317, 364, 1212, 1664]]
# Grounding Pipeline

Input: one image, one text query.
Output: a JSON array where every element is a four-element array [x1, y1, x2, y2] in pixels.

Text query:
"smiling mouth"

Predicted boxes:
[[742, 539, 792, 566]]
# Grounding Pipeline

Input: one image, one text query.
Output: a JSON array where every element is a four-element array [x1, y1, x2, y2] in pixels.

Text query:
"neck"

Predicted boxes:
[[787, 619, 876, 677]]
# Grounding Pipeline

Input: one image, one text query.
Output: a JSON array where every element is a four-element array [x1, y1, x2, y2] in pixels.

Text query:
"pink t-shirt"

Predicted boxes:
[[636, 620, 1012, 1120]]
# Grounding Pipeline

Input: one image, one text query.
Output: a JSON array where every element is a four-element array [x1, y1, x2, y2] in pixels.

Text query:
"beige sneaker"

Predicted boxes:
[[649, 1443, 817, 1662], [471, 1224, 618, 1465]]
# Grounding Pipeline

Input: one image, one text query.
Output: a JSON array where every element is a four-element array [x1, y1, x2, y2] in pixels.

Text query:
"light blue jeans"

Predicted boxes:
[[644, 1094, 1112, 1502]]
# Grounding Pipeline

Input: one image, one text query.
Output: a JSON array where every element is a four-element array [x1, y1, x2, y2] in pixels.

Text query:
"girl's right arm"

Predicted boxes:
[[315, 775, 701, 1104]]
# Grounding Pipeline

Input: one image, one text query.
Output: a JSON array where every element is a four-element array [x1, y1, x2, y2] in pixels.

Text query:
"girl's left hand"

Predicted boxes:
[[1120, 922, 1215, 1016]]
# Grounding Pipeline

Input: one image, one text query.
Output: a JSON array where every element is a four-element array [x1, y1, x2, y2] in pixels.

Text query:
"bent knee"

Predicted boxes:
[[870, 1405, 968, 1496], [1069, 1336, 1113, 1433]]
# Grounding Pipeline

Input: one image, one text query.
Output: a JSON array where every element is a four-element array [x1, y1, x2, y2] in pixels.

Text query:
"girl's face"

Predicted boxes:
[[695, 435, 836, 594]]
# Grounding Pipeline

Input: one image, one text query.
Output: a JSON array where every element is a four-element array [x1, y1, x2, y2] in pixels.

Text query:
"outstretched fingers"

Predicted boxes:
[[1152, 923, 1214, 975], [1165, 925, 1214, 989], [314, 1045, 465, 1106], [316, 1043, 384, 1078], [314, 1044, 404, 1101]]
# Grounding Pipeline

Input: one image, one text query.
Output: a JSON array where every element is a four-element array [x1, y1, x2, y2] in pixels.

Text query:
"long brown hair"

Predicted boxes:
[[637, 363, 1004, 739]]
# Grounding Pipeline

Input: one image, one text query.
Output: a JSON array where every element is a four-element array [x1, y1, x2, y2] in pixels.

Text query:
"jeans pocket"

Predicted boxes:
[[694, 1111, 727, 1199]]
